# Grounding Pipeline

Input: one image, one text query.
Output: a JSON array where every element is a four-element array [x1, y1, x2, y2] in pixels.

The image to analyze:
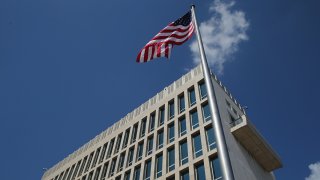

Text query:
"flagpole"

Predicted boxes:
[[191, 5, 235, 180]]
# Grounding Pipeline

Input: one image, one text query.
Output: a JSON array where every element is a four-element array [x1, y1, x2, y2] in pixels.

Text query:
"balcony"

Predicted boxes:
[[230, 115, 282, 172]]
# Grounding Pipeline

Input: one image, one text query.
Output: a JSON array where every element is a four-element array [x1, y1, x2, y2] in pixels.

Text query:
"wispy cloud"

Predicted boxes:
[[189, 0, 249, 74], [306, 162, 320, 180]]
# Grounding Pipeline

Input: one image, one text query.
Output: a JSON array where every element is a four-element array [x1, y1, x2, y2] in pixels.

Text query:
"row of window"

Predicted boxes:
[[78, 156, 221, 180], [50, 82, 211, 180]]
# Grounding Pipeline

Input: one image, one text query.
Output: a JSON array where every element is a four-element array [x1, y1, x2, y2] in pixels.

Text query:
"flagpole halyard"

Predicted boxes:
[[191, 5, 235, 180]]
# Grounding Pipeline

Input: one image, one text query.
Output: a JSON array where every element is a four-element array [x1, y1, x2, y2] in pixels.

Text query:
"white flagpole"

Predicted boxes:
[[191, 5, 235, 180]]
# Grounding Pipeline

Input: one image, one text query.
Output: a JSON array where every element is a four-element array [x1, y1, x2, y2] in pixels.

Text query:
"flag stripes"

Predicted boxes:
[[136, 11, 194, 63]]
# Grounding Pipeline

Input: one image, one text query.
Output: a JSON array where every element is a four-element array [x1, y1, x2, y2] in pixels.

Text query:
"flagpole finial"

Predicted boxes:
[[191, 4, 195, 9]]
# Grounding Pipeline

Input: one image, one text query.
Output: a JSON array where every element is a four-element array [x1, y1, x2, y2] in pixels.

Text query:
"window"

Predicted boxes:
[[106, 139, 114, 159], [199, 82, 207, 99], [85, 152, 94, 172], [87, 171, 93, 180], [124, 171, 131, 180], [180, 141, 188, 165], [133, 166, 141, 180], [122, 128, 130, 149], [72, 160, 81, 180], [179, 94, 185, 113], [202, 103, 211, 122], [131, 123, 138, 143], [167, 148, 175, 172], [61, 168, 69, 180], [155, 154, 163, 178], [159, 107, 165, 126], [100, 162, 109, 180], [108, 157, 117, 177], [210, 158, 222, 180], [118, 153, 125, 172], [179, 117, 187, 137], [115, 176, 121, 180], [188, 88, 196, 106], [168, 100, 175, 119], [58, 172, 64, 180], [66, 164, 75, 180], [99, 143, 108, 163], [149, 113, 155, 132], [114, 134, 122, 153], [93, 166, 101, 180], [206, 126, 216, 151], [157, 130, 164, 149], [193, 134, 203, 158], [91, 147, 101, 168], [147, 136, 154, 156], [127, 148, 134, 167], [195, 163, 206, 180], [140, 118, 147, 138], [168, 123, 175, 143], [81, 175, 86, 180], [144, 160, 152, 180], [137, 142, 144, 161], [77, 156, 87, 177], [190, 110, 199, 129], [180, 171, 190, 180]]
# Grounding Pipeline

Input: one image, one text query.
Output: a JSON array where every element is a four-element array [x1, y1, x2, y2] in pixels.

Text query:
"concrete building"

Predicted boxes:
[[42, 65, 282, 180]]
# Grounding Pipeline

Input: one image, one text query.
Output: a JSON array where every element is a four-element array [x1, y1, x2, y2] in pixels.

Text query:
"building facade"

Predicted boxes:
[[42, 65, 282, 180]]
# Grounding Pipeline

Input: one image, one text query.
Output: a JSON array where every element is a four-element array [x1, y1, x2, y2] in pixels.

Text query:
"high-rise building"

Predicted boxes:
[[42, 65, 282, 180]]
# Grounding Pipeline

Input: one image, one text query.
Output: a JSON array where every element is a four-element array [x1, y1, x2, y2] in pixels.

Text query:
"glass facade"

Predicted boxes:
[[137, 142, 144, 161], [179, 95, 185, 113], [157, 130, 164, 149], [179, 117, 187, 137], [206, 126, 216, 151], [144, 160, 151, 180], [106, 139, 114, 159], [124, 171, 131, 180], [169, 100, 175, 119], [202, 103, 211, 122], [180, 141, 188, 165], [159, 107, 165, 126], [195, 163, 206, 180], [147, 136, 154, 156], [140, 118, 147, 138], [190, 110, 199, 129], [131, 124, 138, 143], [149, 113, 155, 132], [133, 166, 141, 180], [127, 148, 134, 167], [122, 128, 130, 149], [180, 171, 189, 180], [155, 154, 163, 178], [210, 158, 222, 180], [168, 123, 175, 143], [193, 134, 203, 158], [189, 88, 196, 106], [199, 82, 207, 99], [114, 134, 122, 153], [99, 143, 108, 163], [168, 148, 175, 172]]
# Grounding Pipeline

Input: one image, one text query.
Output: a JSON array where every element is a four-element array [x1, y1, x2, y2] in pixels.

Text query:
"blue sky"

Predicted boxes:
[[1, 0, 320, 179]]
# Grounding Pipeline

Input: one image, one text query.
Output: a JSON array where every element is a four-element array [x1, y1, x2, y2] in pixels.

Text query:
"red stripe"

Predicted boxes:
[[136, 49, 142, 62], [159, 25, 191, 34], [157, 43, 162, 57], [144, 46, 149, 62], [152, 31, 192, 41]]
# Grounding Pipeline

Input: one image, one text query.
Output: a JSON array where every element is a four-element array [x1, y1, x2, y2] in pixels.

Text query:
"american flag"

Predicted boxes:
[[136, 10, 194, 63]]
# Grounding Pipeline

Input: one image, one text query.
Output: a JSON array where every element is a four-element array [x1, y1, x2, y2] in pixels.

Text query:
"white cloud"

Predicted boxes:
[[306, 162, 320, 180], [190, 0, 249, 74]]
